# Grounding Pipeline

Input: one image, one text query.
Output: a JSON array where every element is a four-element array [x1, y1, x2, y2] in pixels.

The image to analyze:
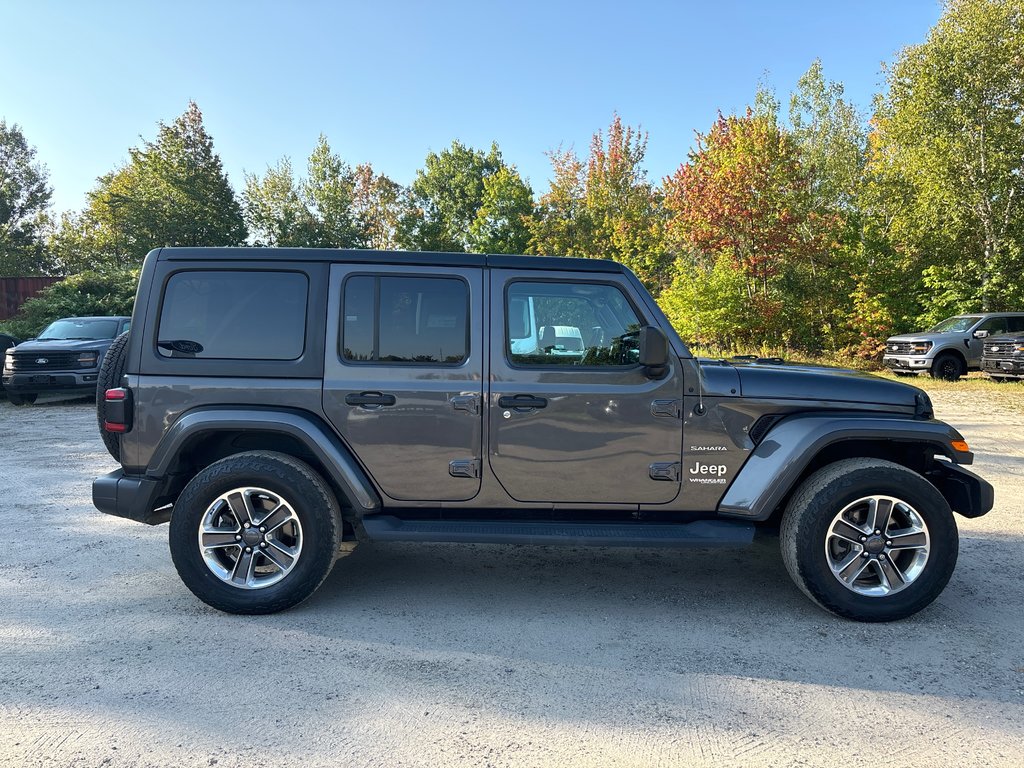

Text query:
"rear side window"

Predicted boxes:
[[158, 271, 308, 360], [342, 275, 468, 364], [1007, 317, 1024, 333]]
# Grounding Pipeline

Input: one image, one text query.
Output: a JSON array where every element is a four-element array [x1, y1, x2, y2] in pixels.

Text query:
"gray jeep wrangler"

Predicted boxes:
[[93, 248, 994, 621]]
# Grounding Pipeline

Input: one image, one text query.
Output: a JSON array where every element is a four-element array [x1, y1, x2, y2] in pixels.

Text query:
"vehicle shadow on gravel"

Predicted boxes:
[[274, 532, 1024, 709]]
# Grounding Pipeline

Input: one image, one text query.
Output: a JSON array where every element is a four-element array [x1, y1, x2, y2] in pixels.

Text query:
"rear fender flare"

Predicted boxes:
[[147, 407, 380, 514]]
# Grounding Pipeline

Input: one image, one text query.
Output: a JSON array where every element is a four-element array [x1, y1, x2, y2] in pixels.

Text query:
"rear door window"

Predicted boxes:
[[157, 271, 308, 360], [342, 275, 469, 365]]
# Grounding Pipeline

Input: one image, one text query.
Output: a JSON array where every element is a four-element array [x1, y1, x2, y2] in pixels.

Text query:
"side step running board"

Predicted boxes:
[[361, 516, 755, 547]]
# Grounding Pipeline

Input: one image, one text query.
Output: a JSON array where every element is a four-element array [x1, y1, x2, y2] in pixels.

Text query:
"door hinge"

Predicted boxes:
[[451, 393, 480, 415], [449, 458, 480, 479], [651, 399, 682, 418], [649, 462, 680, 481]]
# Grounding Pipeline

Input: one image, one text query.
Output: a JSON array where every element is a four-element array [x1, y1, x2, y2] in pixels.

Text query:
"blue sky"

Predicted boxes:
[[1, 0, 943, 214]]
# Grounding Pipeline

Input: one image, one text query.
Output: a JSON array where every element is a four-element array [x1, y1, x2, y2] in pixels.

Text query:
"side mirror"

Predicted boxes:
[[974, 330, 990, 339], [638, 325, 669, 377]]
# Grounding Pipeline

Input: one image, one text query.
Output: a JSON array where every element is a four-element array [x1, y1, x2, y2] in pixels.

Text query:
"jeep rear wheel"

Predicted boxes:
[[930, 353, 964, 381], [169, 451, 342, 614], [781, 458, 957, 622]]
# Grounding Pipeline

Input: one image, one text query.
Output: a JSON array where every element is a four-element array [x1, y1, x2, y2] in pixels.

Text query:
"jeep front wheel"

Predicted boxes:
[[781, 458, 957, 622], [169, 451, 342, 614]]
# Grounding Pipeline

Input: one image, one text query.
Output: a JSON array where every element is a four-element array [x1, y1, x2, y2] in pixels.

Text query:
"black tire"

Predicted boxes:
[[781, 458, 958, 622], [8, 391, 37, 406], [169, 451, 342, 614], [930, 353, 964, 381], [96, 331, 130, 461]]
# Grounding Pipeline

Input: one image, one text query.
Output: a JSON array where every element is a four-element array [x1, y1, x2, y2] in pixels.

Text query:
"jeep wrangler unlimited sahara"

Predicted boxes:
[[93, 248, 994, 621]]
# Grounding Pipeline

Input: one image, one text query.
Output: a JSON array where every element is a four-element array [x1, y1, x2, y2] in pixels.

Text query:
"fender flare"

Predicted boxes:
[[717, 415, 973, 520], [146, 406, 381, 514]]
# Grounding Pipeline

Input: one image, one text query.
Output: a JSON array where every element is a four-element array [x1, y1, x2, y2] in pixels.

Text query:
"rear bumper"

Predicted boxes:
[[883, 355, 931, 371], [2, 371, 99, 393], [93, 469, 170, 525]]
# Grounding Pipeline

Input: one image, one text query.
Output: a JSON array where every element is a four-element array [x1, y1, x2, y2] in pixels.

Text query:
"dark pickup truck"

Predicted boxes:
[[3, 316, 131, 404], [92, 248, 993, 621]]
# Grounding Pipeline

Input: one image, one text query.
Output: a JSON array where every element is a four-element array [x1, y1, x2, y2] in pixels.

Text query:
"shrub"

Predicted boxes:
[[0, 268, 139, 339]]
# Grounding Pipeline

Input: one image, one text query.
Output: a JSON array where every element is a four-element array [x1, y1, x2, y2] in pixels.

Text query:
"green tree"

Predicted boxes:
[[468, 166, 534, 254], [51, 102, 245, 271], [242, 157, 314, 246], [529, 115, 667, 289], [868, 0, 1024, 320], [400, 141, 531, 252], [245, 137, 394, 249], [0, 120, 54, 275]]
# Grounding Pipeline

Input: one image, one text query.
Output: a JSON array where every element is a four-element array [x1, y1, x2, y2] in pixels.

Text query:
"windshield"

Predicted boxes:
[[928, 316, 982, 333], [38, 318, 120, 341]]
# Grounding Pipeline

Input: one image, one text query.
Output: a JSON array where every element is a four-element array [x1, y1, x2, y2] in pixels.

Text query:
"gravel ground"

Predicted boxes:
[[1, 390, 1022, 767]]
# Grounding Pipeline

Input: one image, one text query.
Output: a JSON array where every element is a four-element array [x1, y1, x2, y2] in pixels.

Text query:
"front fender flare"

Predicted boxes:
[[146, 407, 381, 514], [717, 415, 972, 521]]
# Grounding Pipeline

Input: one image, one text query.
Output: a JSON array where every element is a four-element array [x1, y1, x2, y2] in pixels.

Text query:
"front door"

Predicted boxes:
[[487, 270, 684, 505], [323, 264, 483, 502]]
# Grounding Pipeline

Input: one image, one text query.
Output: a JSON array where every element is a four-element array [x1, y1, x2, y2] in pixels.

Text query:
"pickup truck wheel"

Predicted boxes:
[[169, 451, 342, 615], [96, 331, 130, 461], [7, 391, 37, 405], [781, 458, 957, 622], [930, 353, 964, 381]]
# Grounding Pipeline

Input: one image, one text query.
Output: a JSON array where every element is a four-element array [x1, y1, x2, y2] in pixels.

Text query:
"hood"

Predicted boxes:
[[987, 333, 1024, 344], [12, 338, 114, 354], [886, 331, 964, 343], [729, 360, 924, 409]]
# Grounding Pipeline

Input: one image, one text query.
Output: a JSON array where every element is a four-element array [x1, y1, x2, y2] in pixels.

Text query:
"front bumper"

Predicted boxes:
[[931, 461, 995, 518], [93, 469, 170, 525], [884, 355, 931, 372], [2, 370, 100, 393], [982, 358, 1024, 378]]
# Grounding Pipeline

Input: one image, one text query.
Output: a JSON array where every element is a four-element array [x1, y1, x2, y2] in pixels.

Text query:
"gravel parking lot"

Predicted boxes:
[[1, 390, 1023, 767]]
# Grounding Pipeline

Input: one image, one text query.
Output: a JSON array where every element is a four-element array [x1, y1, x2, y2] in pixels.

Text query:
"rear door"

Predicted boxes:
[[487, 269, 684, 505], [323, 264, 483, 501]]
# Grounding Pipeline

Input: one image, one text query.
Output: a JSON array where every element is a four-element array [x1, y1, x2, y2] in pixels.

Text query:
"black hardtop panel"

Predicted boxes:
[[154, 247, 624, 273]]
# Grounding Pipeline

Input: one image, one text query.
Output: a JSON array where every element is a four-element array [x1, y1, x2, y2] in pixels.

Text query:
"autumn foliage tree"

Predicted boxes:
[[530, 115, 668, 290], [663, 110, 836, 348]]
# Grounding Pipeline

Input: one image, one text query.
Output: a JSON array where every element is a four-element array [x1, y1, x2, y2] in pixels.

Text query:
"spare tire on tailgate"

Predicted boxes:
[[96, 331, 130, 461]]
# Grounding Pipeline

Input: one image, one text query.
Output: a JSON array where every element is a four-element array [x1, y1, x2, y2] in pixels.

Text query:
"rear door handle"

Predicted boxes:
[[498, 395, 548, 410], [345, 392, 397, 407]]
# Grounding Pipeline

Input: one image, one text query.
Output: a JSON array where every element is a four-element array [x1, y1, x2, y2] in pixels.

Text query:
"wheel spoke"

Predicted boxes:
[[836, 552, 870, 584], [877, 556, 906, 591], [226, 491, 255, 526], [830, 518, 868, 544], [866, 497, 894, 534], [202, 529, 240, 549], [888, 529, 927, 550], [231, 549, 257, 586], [262, 541, 296, 571], [259, 504, 293, 534]]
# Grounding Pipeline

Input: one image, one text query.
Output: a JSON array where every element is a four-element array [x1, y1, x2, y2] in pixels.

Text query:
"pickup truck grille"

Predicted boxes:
[[984, 340, 1022, 360], [9, 352, 82, 371], [885, 342, 915, 355]]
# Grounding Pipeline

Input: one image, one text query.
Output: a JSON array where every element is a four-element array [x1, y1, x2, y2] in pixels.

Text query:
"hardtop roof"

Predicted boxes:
[[153, 247, 625, 274]]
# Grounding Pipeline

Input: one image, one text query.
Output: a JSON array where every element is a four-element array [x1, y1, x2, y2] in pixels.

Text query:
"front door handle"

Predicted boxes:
[[345, 392, 397, 407], [498, 394, 548, 410]]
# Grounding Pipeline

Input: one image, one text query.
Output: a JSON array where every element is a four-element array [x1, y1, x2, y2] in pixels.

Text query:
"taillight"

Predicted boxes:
[[103, 387, 132, 433]]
